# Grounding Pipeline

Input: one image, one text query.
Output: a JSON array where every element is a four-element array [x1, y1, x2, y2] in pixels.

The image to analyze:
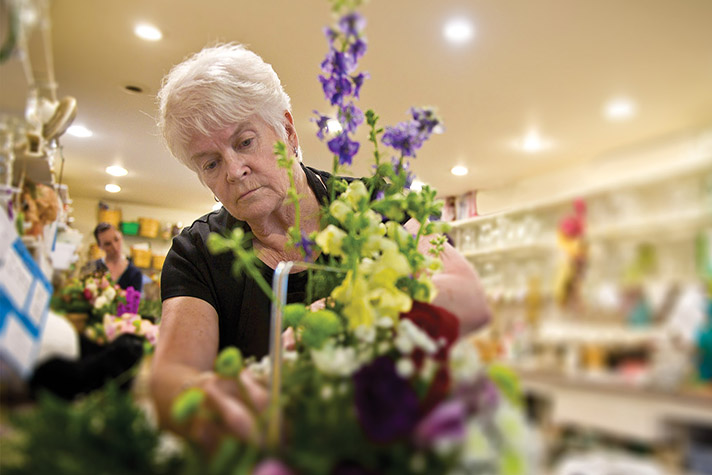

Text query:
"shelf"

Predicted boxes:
[[518, 369, 712, 443], [449, 157, 712, 228], [588, 207, 711, 241], [461, 240, 554, 259]]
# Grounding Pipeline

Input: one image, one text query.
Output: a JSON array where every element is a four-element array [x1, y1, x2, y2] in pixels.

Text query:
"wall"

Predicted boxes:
[[476, 125, 712, 215], [70, 196, 214, 258]]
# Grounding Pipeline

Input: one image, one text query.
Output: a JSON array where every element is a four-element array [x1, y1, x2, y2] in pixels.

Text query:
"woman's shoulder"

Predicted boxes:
[[176, 207, 243, 241]]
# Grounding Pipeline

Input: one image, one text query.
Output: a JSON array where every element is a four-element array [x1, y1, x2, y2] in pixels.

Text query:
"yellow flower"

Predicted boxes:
[[343, 180, 369, 209], [368, 285, 412, 322], [315, 224, 347, 257], [329, 200, 352, 224], [332, 271, 375, 329]]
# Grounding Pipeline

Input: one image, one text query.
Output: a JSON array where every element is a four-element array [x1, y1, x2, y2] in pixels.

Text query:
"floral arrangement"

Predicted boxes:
[[51, 273, 160, 347], [174, 1, 533, 473], [50, 273, 127, 322]]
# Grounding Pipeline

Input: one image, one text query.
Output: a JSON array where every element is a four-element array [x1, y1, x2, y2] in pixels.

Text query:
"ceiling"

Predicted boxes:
[[2, 0, 712, 216]]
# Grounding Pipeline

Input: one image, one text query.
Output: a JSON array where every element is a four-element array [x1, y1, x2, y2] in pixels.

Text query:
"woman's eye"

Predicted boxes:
[[238, 138, 253, 149], [204, 160, 218, 171]]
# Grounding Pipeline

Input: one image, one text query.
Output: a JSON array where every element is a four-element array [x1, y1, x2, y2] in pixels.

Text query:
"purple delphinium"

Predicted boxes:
[[312, 111, 332, 140], [338, 102, 364, 134], [296, 232, 316, 260], [352, 356, 420, 443], [390, 156, 414, 189], [328, 133, 360, 166], [315, 12, 369, 168], [413, 399, 467, 449], [381, 107, 442, 158]]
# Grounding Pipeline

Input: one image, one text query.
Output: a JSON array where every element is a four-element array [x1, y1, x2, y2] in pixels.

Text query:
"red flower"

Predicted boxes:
[[400, 301, 459, 362], [83, 288, 93, 301], [421, 364, 451, 415]]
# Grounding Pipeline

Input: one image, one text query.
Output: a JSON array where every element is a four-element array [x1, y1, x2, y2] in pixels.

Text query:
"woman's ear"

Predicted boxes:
[[283, 111, 299, 150]]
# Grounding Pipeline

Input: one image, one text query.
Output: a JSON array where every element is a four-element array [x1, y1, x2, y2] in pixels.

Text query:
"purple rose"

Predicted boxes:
[[353, 356, 420, 443]]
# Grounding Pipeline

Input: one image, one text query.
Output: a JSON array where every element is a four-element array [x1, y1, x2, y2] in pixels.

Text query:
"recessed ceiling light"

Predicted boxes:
[[605, 98, 636, 120], [443, 18, 474, 44], [517, 130, 552, 153], [451, 165, 468, 176], [134, 23, 162, 41], [106, 165, 128, 177], [67, 125, 92, 138], [105, 184, 121, 193]]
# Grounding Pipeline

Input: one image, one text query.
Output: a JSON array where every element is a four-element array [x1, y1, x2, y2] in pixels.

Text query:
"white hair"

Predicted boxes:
[[157, 43, 292, 172]]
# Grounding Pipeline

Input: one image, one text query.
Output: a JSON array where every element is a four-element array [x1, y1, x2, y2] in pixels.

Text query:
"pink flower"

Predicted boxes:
[[252, 458, 295, 475]]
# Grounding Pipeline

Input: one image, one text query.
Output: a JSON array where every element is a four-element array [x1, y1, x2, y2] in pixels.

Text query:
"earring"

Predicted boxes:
[[293, 146, 299, 155]]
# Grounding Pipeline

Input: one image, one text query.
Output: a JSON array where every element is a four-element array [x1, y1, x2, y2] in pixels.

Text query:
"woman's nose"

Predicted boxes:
[[225, 152, 249, 182]]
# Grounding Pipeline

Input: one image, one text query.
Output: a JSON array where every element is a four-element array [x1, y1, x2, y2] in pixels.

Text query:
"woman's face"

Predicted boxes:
[[188, 114, 297, 223], [97, 227, 123, 260]]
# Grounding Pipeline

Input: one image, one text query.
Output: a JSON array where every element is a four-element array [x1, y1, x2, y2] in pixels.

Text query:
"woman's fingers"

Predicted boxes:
[[203, 379, 260, 443], [309, 298, 326, 311], [282, 326, 296, 351]]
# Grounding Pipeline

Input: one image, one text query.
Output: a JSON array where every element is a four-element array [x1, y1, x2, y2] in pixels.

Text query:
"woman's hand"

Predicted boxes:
[[186, 370, 270, 451]]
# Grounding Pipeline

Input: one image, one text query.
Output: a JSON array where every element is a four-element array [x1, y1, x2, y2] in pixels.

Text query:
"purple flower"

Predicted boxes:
[[297, 232, 315, 260], [390, 157, 414, 188], [320, 74, 353, 106], [338, 12, 366, 37], [321, 50, 357, 76], [455, 376, 500, 417], [117, 286, 141, 316], [349, 37, 367, 60], [410, 107, 442, 136], [337, 102, 364, 134], [323, 26, 339, 45], [352, 356, 420, 443], [414, 399, 467, 448], [312, 111, 332, 140], [351, 72, 369, 99], [328, 133, 360, 166], [382, 121, 424, 158]]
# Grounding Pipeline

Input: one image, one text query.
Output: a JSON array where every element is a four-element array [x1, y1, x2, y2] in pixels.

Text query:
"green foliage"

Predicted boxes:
[[1, 384, 180, 475], [300, 309, 343, 348], [487, 363, 523, 407], [283, 303, 308, 328], [171, 387, 205, 425], [214, 347, 243, 378]]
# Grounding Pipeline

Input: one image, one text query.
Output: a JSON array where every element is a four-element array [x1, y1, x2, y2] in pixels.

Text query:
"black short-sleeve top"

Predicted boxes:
[[160, 165, 340, 358]]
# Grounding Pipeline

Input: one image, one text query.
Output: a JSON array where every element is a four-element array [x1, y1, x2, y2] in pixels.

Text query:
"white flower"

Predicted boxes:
[[396, 358, 415, 378], [354, 324, 376, 343], [395, 318, 437, 355], [103, 285, 116, 301], [311, 344, 360, 376], [320, 385, 334, 400], [449, 340, 483, 384], [93, 295, 108, 309]]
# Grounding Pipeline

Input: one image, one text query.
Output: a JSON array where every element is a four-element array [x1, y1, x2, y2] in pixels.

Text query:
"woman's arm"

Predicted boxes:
[[404, 219, 491, 334], [150, 296, 268, 449]]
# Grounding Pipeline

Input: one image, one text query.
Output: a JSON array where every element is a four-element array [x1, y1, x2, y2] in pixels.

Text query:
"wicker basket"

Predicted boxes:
[[139, 218, 160, 238], [130, 248, 152, 269], [98, 209, 122, 228], [152, 253, 166, 270]]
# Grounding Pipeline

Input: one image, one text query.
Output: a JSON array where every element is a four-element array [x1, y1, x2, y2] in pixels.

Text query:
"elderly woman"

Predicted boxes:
[[150, 43, 490, 447]]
